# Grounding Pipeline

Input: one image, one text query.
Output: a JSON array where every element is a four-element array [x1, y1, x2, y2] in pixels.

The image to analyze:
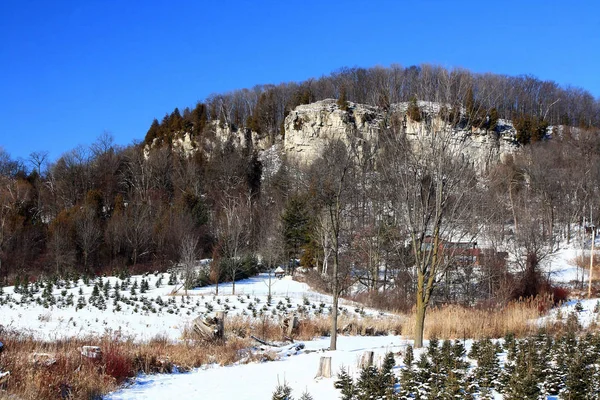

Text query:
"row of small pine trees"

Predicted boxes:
[[398, 330, 600, 400], [271, 327, 600, 399]]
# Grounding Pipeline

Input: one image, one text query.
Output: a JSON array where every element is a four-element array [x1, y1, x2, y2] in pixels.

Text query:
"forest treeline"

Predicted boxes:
[[1, 64, 600, 314], [143, 64, 599, 148]]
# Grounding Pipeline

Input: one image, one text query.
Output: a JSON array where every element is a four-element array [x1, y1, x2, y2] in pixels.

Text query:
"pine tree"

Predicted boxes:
[[298, 391, 313, 400], [272, 380, 294, 400], [379, 352, 397, 399], [502, 340, 541, 400], [334, 367, 356, 400], [76, 296, 86, 310], [427, 337, 445, 398], [399, 345, 416, 400], [563, 338, 594, 399], [472, 338, 501, 394], [281, 195, 311, 268], [103, 280, 111, 297], [407, 95, 422, 122], [337, 86, 349, 111], [356, 365, 380, 400], [414, 353, 432, 399]]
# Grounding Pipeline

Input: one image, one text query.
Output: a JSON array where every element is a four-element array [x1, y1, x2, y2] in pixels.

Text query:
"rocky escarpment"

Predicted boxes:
[[283, 99, 519, 172], [146, 99, 521, 174]]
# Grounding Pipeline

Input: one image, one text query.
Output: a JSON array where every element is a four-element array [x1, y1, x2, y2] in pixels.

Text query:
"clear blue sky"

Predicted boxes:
[[1, 0, 599, 161]]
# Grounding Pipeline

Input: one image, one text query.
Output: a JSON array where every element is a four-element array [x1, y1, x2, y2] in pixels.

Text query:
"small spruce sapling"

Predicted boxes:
[[334, 367, 356, 400], [272, 380, 293, 400]]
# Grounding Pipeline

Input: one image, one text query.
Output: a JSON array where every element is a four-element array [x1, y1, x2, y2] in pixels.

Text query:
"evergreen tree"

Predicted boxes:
[[335, 367, 356, 400], [378, 352, 397, 399], [399, 345, 416, 400], [563, 338, 594, 399], [103, 280, 111, 297], [298, 391, 313, 400], [414, 353, 432, 399], [91, 283, 100, 299], [272, 380, 294, 400], [281, 195, 311, 270], [407, 95, 422, 122], [337, 86, 349, 111], [356, 364, 380, 400], [472, 338, 501, 394], [502, 340, 542, 400], [144, 118, 161, 145]]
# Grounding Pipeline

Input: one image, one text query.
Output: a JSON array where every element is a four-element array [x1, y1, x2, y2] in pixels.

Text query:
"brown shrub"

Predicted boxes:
[[103, 346, 134, 383]]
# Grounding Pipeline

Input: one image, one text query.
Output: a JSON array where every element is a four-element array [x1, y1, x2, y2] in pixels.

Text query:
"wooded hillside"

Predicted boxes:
[[1, 64, 599, 313]]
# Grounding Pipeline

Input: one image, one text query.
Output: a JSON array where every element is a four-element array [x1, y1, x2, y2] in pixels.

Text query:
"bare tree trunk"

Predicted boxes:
[[414, 278, 426, 348], [509, 181, 519, 236], [330, 260, 339, 350]]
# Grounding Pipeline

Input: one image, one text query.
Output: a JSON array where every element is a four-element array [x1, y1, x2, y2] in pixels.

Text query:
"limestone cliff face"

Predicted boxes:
[[283, 99, 383, 164], [283, 99, 519, 172], [146, 99, 520, 174]]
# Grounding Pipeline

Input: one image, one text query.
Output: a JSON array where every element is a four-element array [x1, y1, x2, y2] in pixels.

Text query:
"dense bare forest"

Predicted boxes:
[[1, 63, 600, 324]]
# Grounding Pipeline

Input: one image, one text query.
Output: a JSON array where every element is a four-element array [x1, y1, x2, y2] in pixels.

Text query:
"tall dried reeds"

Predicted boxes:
[[400, 297, 547, 340]]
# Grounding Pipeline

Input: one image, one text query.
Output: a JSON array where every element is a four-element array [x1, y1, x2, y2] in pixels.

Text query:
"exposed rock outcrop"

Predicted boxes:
[[145, 99, 521, 174], [283, 99, 519, 172]]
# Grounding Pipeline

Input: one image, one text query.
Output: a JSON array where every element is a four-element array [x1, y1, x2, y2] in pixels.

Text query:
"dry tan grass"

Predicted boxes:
[[0, 331, 255, 400], [0, 313, 404, 400], [1, 301, 554, 399], [400, 298, 547, 340]]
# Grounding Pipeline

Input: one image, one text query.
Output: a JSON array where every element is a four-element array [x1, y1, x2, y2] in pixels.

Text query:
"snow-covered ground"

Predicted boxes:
[[544, 246, 583, 285], [107, 335, 406, 400], [539, 297, 600, 329], [0, 273, 387, 341]]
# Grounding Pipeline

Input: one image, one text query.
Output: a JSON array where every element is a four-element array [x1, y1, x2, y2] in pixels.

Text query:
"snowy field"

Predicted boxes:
[[0, 272, 387, 341], [107, 335, 405, 400], [1, 244, 597, 399]]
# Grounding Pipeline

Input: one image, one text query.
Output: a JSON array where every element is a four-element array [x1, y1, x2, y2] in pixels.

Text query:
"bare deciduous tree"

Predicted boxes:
[[308, 140, 355, 351], [179, 234, 198, 297], [75, 207, 102, 275], [381, 115, 479, 348], [216, 195, 249, 295]]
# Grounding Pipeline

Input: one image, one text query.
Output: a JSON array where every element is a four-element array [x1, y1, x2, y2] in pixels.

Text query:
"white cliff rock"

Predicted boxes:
[[283, 99, 519, 172]]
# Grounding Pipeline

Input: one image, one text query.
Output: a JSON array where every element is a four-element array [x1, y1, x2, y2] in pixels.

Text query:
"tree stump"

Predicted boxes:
[[359, 351, 374, 369], [282, 316, 299, 337], [315, 356, 332, 378], [192, 311, 225, 340]]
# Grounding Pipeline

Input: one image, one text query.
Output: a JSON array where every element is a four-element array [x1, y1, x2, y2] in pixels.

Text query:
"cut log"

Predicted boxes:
[[359, 351, 374, 369], [315, 356, 332, 378], [191, 311, 225, 340], [29, 352, 57, 367], [250, 335, 281, 347], [80, 346, 102, 359]]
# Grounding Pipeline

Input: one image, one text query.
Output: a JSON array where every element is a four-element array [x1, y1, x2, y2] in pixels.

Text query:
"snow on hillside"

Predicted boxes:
[[0, 272, 387, 341], [544, 246, 582, 284]]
